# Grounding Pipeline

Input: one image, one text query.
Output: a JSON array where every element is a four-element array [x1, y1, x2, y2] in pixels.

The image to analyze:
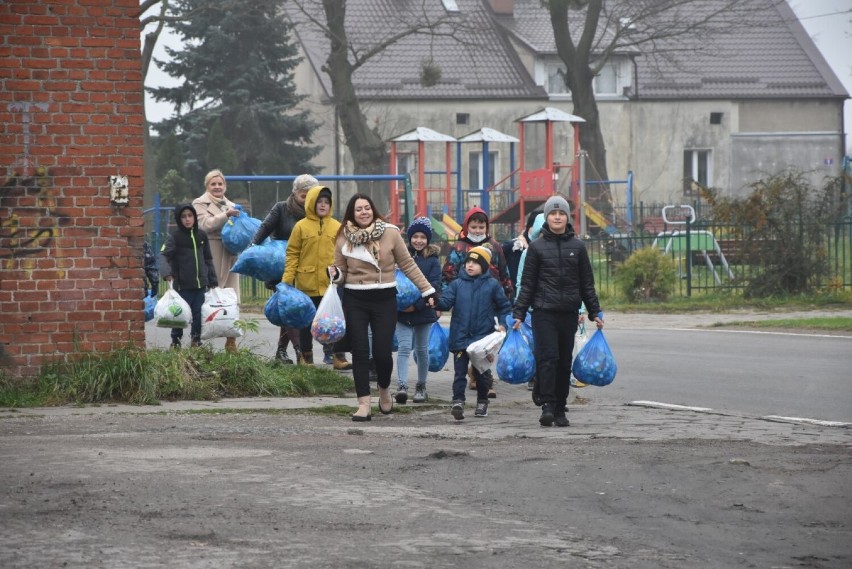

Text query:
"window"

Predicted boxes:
[[441, 0, 459, 12], [683, 149, 712, 195], [468, 150, 499, 190], [456, 113, 470, 125], [539, 58, 623, 97]]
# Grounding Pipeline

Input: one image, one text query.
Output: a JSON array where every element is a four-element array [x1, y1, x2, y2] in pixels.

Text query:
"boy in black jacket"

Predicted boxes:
[[512, 195, 603, 427], [159, 204, 218, 349]]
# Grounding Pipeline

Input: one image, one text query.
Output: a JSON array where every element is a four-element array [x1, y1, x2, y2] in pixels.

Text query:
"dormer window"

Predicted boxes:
[[536, 56, 630, 98]]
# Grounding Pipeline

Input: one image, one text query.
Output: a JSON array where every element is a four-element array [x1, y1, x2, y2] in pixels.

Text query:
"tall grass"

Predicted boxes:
[[0, 346, 353, 408]]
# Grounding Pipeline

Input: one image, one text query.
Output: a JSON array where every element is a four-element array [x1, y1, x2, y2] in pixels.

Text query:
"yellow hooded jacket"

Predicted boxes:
[[282, 186, 341, 297]]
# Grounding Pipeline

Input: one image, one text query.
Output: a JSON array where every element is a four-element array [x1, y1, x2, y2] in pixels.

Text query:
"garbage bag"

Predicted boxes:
[[201, 287, 242, 340], [496, 327, 535, 384], [505, 314, 534, 352], [276, 282, 316, 329], [264, 290, 283, 327], [154, 282, 191, 329], [221, 205, 262, 255], [311, 285, 346, 345], [395, 268, 420, 310], [231, 239, 287, 282], [414, 322, 449, 372], [571, 329, 617, 386], [144, 294, 156, 322]]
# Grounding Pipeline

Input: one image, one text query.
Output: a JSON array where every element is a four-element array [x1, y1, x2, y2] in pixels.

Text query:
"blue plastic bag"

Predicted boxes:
[[221, 205, 262, 255], [505, 314, 534, 352], [276, 282, 316, 329], [414, 322, 450, 372], [231, 239, 287, 282], [395, 268, 420, 310], [144, 294, 156, 322], [496, 327, 535, 384], [264, 290, 283, 326], [571, 329, 617, 386]]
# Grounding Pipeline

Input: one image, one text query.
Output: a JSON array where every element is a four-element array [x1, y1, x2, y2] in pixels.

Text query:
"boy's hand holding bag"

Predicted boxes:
[[154, 281, 192, 329]]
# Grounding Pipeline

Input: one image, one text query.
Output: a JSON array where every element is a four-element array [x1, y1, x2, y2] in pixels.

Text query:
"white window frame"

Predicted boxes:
[[468, 150, 500, 191], [683, 149, 713, 194], [535, 57, 628, 99]]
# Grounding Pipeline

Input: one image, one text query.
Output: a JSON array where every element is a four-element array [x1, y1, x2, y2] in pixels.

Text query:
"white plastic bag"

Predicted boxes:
[[201, 287, 242, 340], [467, 319, 506, 373], [311, 285, 346, 345], [570, 321, 588, 388], [155, 282, 191, 329]]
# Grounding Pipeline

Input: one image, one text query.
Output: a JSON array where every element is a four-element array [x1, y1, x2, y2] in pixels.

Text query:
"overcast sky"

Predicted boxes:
[[142, 0, 852, 152]]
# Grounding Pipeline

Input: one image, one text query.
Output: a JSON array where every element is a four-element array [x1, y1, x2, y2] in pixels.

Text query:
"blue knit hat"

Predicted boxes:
[[407, 216, 433, 243]]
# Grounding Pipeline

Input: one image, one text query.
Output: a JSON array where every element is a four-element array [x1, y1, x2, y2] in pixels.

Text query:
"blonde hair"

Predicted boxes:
[[204, 169, 226, 189], [292, 174, 319, 193]]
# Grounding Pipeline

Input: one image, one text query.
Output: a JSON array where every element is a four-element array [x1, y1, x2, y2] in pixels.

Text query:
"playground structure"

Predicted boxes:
[[387, 107, 635, 240]]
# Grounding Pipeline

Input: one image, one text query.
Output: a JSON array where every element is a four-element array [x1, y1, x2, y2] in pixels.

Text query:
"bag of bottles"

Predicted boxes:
[[264, 289, 283, 326], [395, 268, 420, 310], [231, 239, 288, 282], [311, 285, 346, 345], [221, 205, 262, 255], [276, 282, 316, 329], [496, 327, 535, 384], [143, 293, 156, 322], [414, 321, 449, 372], [570, 321, 588, 388], [571, 328, 617, 387]]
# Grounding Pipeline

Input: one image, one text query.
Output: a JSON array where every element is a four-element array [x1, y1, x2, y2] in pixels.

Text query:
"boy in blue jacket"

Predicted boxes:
[[159, 204, 218, 349], [436, 246, 512, 420]]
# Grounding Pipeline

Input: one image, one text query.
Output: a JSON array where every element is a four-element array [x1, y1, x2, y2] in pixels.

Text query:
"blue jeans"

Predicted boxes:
[[395, 321, 430, 389]]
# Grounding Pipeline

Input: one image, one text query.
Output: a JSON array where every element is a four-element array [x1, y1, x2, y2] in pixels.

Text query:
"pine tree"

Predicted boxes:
[[149, 0, 319, 189]]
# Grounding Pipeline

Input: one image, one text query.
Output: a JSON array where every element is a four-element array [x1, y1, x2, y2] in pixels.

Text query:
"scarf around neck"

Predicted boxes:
[[344, 219, 386, 264], [285, 193, 306, 219]]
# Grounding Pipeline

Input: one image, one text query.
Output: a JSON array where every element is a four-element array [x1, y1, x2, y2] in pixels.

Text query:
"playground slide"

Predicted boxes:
[[429, 213, 461, 240], [583, 202, 619, 235]]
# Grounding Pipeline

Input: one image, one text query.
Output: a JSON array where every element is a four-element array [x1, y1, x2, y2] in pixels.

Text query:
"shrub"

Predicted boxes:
[[615, 247, 677, 302]]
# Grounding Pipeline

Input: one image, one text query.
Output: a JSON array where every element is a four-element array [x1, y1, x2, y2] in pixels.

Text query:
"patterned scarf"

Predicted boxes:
[[344, 219, 386, 264], [284, 193, 306, 219]]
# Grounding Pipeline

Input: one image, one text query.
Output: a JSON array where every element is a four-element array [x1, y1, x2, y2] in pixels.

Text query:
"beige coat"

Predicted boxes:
[[332, 224, 435, 296], [192, 192, 240, 298]]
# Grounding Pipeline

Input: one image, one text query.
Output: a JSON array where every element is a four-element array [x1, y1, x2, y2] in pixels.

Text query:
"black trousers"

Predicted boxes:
[[531, 309, 579, 411], [172, 288, 205, 343], [343, 288, 397, 397]]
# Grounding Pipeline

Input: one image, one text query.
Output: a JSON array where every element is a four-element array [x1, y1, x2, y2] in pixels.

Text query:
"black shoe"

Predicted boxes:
[[451, 400, 464, 421], [554, 411, 570, 427], [170, 340, 181, 350], [539, 403, 555, 427], [351, 413, 371, 422], [532, 385, 542, 407], [474, 400, 489, 417]]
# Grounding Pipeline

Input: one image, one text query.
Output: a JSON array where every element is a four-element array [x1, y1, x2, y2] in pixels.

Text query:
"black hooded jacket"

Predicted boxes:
[[512, 223, 601, 320], [158, 204, 218, 291]]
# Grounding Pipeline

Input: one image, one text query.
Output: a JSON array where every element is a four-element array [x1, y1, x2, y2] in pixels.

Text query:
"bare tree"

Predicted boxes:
[[289, 0, 479, 209], [546, 0, 782, 206]]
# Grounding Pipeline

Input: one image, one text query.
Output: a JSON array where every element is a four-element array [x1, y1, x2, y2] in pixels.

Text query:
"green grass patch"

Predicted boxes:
[[712, 316, 852, 331], [0, 346, 353, 408], [601, 290, 852, 313]]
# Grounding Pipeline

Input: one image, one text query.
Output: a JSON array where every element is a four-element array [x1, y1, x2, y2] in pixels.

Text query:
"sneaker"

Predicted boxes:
[[531, 385, 542, 407], [413, 385, 427, 403], [395, 388, 408, 404], [474, 400, 489, 417], [451, 400, 465, 421], [539, 403, 555, 427], [554, 411, 570, 427], [276, 348, 294, 365], [323, 354, 334, 365]]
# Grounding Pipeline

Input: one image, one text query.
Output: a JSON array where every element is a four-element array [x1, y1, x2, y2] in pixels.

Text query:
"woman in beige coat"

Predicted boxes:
[[192, 169, 242, 352]]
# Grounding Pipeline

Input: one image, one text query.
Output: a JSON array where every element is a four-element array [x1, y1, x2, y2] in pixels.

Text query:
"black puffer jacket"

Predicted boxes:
[[252, 197, 303, 244], [158, 204, 218, 291], [512, 223, 601, 320]]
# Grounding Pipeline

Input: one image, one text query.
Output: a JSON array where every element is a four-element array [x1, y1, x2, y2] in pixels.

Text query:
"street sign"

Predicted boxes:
[[662, 204, 696, 225]]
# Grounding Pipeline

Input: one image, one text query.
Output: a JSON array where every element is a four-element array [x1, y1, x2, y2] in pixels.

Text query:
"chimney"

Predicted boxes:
[[488, 0, 514, 15]]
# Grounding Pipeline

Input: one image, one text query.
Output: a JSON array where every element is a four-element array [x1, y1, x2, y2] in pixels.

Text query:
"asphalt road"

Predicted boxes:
[[149, 308, 852, 423]]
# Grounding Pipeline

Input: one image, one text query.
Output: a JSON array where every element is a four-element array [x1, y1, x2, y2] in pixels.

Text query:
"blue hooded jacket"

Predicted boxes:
[[436, 269, 512, 351]]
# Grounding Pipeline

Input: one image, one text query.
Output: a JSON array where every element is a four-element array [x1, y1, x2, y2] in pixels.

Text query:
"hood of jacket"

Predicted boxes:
[[303, 185, 333, 222], [409, 243, 440, 258], [173, 203, 199, 233], [460, 206, 489, 240]]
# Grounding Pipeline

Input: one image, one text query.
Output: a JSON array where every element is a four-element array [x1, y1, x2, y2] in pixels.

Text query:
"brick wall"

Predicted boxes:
[[0, 1, 145, 377]]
